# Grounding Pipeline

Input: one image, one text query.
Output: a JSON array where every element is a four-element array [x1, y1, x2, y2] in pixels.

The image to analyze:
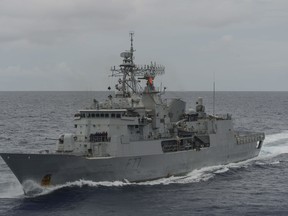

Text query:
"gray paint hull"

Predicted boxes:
[[0, 141, 261, 187]]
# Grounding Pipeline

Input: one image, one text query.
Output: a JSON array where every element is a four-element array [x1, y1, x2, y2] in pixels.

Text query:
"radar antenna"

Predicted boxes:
[[110, 33, 165, 96]]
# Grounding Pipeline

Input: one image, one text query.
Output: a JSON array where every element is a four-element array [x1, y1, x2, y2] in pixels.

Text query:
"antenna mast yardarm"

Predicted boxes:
[[110, 33, 165, 96]]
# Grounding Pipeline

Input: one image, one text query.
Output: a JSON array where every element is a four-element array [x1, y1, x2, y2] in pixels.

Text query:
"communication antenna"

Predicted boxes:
[[110, 33, 165, 95], [129, 31, 135, 59], [213, 72, 216, 116]]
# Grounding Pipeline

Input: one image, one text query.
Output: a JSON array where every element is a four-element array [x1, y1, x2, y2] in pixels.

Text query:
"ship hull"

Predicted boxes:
[[0, 140, 261, 189]]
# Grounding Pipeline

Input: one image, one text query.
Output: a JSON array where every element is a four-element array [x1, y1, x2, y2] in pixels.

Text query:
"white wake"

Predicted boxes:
[[259, 130, 288, 158]]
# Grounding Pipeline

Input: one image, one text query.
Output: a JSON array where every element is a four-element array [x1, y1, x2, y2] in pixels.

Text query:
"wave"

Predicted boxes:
[[20, 164, 240, 197], [263, 130, 288, 145], [259, 130, 288, 158], [0, 181, 23, 199], [21, 179, 132, 197], [0, 136, 11, 141]]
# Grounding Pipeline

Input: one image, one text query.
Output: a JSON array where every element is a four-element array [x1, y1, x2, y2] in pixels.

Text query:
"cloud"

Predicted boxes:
[[134, 0, 255, 28], [221, 35, 233, 43], [0, 65, 41, 77], [0, 0, 136, 44], [0, 0, 275, 45], [0, 59, 113, 91], [0, 0, 288, 91], [1, 0, 287, 45]]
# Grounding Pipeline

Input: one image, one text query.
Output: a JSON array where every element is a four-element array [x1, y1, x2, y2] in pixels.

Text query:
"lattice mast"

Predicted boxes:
[[111, 33, 165, 96]]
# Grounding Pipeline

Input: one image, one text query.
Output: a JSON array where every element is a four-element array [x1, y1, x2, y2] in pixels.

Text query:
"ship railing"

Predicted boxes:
[[235, 132, 265, 145], [90, 136, 111, 143], [161, 138, 193, 153], [39, 149, 51, 154], [76, 135, 111, 143], [211, 114, 232, 120], [89, 133, 111, 143]]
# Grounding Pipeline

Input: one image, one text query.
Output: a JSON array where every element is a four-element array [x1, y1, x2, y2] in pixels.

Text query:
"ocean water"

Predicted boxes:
[[0, 91, 288, 216]]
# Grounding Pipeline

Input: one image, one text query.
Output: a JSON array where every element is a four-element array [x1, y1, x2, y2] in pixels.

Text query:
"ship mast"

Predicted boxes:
[[111, 33, 165, 97], [129, 32, 137, 94]]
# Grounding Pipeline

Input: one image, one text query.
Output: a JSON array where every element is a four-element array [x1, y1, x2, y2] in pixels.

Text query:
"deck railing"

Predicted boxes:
[[235, 132, 265, 144]]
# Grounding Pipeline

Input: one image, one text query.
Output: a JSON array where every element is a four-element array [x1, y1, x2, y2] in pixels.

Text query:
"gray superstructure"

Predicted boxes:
[[0, 33, 265, 191]]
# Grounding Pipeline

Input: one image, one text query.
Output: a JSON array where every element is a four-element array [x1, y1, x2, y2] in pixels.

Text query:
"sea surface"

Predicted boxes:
[[0, 91, 288, 216]]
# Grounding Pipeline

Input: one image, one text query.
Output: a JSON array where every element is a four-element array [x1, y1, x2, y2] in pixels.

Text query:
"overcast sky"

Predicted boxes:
[[0, 0, 287, 91]]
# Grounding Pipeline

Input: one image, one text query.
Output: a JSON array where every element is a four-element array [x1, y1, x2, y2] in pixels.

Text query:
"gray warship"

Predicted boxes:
[[1, 33, 265, 190]]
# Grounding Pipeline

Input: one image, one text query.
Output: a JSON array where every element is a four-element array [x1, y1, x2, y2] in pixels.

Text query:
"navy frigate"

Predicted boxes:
[[0, 33, 265, 192]]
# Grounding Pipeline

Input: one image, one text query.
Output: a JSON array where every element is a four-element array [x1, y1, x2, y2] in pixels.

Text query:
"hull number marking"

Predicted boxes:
[[126, 157, 141, 169]]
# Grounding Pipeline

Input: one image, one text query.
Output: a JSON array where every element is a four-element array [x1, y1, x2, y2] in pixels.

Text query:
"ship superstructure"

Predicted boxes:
[[0, 34, 265, 191]]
